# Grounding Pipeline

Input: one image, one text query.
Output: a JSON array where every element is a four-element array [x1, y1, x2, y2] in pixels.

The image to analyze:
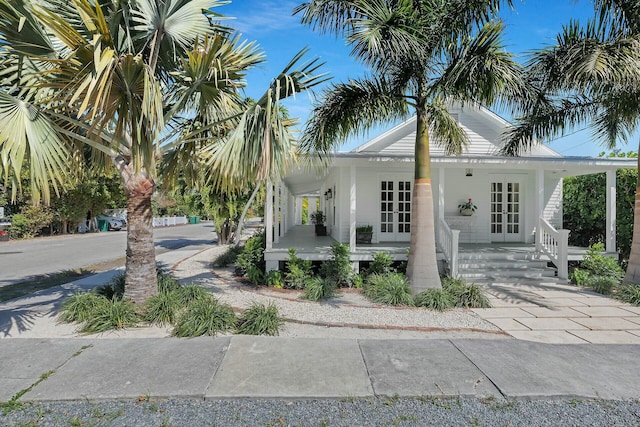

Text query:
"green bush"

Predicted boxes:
[[234, 231, 266, 276], [285, 248, 313, 289], [157, 273, 181, 295], [616, 284, 640, 305], [570, 268, 590, 286], [236, 302, 283, 336], [320, 243, 354, 287], [415, 289, 454, 311], [8, 205, 54, 239], [364, 273, 414, 306], [247, 265, 265, 285], [214, 245, 244, 267], [585, 275, 617, 295], [172, 297, 236, 337], [59, 292, 105, 323], [144, 292, 181, 326], [266, 270, 284, 288], [443, 277, 491, 308], [304, 277, 336, 301], [175, 284, 211, 304], [363, 253, 394, 278], [79, 298, 140, 334], [582, 243, 624, 279]]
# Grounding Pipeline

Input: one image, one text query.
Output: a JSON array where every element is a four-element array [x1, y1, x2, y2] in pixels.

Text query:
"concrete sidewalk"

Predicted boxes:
[[2, 336, 640, 402]]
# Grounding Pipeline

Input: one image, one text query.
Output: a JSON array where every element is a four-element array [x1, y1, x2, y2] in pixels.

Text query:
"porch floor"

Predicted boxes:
[[266, 225, 591, 262]]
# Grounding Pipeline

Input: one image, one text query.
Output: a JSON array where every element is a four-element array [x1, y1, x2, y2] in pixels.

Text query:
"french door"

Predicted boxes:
[[490, 178, 523, 242], [379, 178, 412, 242]]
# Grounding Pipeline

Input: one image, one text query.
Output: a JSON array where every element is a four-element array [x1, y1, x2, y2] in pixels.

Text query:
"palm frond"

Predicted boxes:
[[426, 101, 468, 155]]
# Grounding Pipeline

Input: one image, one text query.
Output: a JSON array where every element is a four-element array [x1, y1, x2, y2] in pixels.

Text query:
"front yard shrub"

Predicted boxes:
[[285, 248, 313, 289], [79, 298, 140, 334], [321, 243, 354, 287], [443, 277, 491, 308], [59, 292, 104, 323], [234, 230, 266, 276], [176, 284, 210, 304], [570, 268, 590, 286], [214, 245, 244, 267], [157, 272, 181, 295], [172, 297, 236, 337], [585, 275, 617, 295], [304, 277, 336, 301], [363, 253, 394, 278], [616, 284, 640, 305], [415, 289, 454, 311], [143, 292, 181, 326], [247, 265, 265, 285], [582, 243, 624, 279], [266, 270, 284, 288], [236, 302, 283, 336], [364, 273, 414, 306]]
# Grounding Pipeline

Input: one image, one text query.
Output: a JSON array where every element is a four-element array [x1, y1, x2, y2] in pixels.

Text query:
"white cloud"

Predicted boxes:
[[230, 1, 300, 35]]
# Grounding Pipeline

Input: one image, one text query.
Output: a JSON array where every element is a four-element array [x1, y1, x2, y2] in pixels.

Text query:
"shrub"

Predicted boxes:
[[443, 277, 491, 308], [582, 243, 624, 279], [352, 273, 364, 289], [175, 285, 211, 304], [285, 248, 313, 289], [172, 297, 236, 337], [234, 230, 266, 276], [616, 284, 640, 305], [157, 272, 181, 295], [585, 275, 617, 295], [363, 253, 394, 279], [570, 268, 590, 286], [247, 265, 265, 285], [364, 273, 414, 306], [95, 273, 126, 300], [320, 243, 354, 287], [236, 302, 284, 336], [214, 245, 244, 267], [144, 292, 181, 326], [79, 298, 140, 334], [415, 289, 454, 311], [304, 277, 336, 301], [59, 292, 104, 323], [266, 270, 284, 288]]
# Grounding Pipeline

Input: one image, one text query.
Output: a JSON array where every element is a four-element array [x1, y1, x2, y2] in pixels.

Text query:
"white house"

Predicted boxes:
[[264, 104, 636, 281]]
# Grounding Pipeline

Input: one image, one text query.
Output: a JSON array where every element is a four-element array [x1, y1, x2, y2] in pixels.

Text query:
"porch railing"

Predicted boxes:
[[539, 218, 570, 279], [438, 217, 460, 278]]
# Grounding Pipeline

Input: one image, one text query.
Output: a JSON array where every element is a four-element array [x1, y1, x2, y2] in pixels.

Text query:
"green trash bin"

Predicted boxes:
[[189, 216, 196, 224], [195, 216, 200, 224], [97, 219, 108, 231]]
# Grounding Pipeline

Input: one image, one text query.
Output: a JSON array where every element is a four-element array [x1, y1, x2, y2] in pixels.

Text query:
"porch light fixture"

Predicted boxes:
[[324, 191, 329, 200], [327, 189, 332, 199], [465, 168, 473, 177]]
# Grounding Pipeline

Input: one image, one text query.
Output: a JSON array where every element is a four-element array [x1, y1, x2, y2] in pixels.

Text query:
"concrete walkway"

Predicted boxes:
[[2, 336, 640, 402], [474, 280, 640, 344]]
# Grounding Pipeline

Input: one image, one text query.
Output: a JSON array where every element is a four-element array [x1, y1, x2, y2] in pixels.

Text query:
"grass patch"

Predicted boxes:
[[78, 298, 140, 334], [303, 277, 336, 301], [414, 288, 454, 311], [442, 277, 491, 308], [58, 292, 105, 323], [236, 302, 283, 336], [172, 297, 236, 337]]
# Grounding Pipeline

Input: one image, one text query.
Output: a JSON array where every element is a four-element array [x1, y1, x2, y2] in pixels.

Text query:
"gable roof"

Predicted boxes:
[[352, 104, 561, 158]]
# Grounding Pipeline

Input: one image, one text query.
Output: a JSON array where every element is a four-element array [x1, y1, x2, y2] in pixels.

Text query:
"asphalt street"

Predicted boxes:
[[0, 222, 217, 287]]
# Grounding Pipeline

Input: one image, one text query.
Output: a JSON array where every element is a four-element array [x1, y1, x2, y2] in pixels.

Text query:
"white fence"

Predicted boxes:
[[153, 216, 188, 227], [437, 216, 460, 278], [539, 218, 570, 279]]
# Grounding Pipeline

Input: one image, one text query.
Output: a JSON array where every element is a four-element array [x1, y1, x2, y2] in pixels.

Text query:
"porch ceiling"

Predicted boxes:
[[282, 164, 327, 196]]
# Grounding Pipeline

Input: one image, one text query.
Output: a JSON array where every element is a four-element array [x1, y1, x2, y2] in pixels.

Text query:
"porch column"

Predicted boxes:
[[350, 165, 356, 252], [294, 197, 302, 225], [606, 170, 617, 253], [437, 168, 445, 249], [535, 169, 544, 252], [265, 179, 273, 250], [274, 181, 280, 244]]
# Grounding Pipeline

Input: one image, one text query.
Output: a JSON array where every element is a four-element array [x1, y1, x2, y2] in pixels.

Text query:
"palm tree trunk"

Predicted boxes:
[[624, 153, 640, 284], [115, 157, 158, 304], [406, 106, 442, 292], [233, 183, 261, 246]]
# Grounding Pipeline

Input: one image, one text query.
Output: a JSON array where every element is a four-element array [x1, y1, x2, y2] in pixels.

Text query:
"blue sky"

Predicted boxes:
[[220, 1, 620, 157]]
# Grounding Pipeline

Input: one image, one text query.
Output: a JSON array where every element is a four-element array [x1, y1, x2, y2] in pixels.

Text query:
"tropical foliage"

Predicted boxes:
[[0, 0, 326, 303], [502, 1, 640, 284], [295, 0, 526, 292]]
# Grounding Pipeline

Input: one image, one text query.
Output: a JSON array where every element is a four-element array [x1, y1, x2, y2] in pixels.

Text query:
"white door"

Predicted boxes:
[[379, 179, 412, 242], [490, 179, 523, 242]]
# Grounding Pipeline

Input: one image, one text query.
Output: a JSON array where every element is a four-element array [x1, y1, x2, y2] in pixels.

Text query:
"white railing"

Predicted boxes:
[[152, 216, 188, 227], [438, 217, 460, 278], [539, 218, 570, 279]]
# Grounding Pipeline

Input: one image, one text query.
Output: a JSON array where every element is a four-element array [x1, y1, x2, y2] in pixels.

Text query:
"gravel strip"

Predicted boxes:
[[170, 246, 504, 339], [2, 397, 639, 426]]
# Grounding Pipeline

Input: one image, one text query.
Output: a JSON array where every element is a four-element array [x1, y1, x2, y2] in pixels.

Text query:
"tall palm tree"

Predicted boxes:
[[0, 0, 326, 303], [295, 0, 525, 292], [502, 0, 640, 284]]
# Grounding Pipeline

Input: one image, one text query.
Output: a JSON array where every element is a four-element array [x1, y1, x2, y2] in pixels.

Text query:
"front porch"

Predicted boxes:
[[263, 225, 594, 277]]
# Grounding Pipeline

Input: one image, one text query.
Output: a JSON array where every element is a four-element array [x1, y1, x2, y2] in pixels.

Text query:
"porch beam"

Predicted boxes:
[[350, 165, 356, 252], [606, 170, 617, 253], [535, 169, 544, 252], [265, 179, 273, 250]]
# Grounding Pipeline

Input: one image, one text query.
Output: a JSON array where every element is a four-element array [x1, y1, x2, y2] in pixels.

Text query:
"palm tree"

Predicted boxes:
[[502, 0, 640, 284], [294, 0, 525, 292], [0, 0, 326, 303]]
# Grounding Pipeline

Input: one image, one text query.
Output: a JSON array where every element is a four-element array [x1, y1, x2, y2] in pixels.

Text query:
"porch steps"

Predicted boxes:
[[455, 252, 562, 283]]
